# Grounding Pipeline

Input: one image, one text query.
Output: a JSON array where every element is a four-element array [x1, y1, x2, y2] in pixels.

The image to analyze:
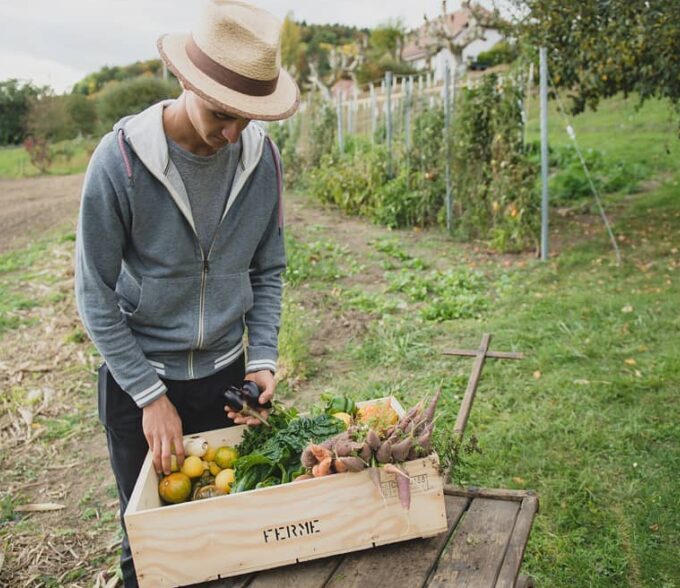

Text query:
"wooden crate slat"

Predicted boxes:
[[427, 498, 520, 587], [444, 486, 538, 503], [495, 497, 539, 588], [324, 495, 470, 588]]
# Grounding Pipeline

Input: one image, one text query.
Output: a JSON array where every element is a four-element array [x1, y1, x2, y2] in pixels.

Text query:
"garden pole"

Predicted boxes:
[[336, 91, 344, 153], [539, 47, 549, 261], [405, 76, 412, 153], [444, 62, 452, 233], [370, 83, 377, 142], [386, 70, 393, 178]]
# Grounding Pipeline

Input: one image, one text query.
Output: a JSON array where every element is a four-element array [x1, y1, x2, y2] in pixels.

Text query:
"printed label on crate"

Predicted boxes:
[[380, 473, 430, 499], [262, 518, 322, 544]]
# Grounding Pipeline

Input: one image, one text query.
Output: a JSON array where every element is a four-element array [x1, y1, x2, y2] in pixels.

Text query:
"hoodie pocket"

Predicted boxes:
[[201, 272, 251, 348], [115, 268, 142, 315], [128, 275, 201, 347]]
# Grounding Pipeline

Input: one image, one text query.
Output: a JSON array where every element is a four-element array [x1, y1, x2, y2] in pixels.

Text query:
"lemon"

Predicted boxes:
[[208, 461, 222, 476], [204, 445, 217, 462], [215, 468, 235, 493], [181, 455, 205, 478], [332, 412, 352, 428], [170, 454, 179, 472], [158, 473, 192, 504], [214, 446, 239, 469]]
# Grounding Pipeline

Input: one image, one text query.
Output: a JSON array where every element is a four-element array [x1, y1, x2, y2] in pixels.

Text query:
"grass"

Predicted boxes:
[[0, 137, 95, 179]]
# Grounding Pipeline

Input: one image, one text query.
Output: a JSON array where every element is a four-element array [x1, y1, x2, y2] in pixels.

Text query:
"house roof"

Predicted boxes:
[[402, 5, 496, 62]]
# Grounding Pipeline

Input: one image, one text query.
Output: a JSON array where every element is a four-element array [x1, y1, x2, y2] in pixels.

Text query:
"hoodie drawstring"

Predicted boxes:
[[117, 129, 133, 185], [266, 137, 283, 235]]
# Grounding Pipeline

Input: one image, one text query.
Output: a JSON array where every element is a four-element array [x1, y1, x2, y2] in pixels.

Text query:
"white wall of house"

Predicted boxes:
[[431, 28, 504, 81]]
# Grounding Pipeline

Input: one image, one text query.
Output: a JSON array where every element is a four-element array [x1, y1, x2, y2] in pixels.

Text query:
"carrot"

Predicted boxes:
[[396, 400, 423, 433], [368, 466, 383, 497], [334, 458, 348, 473], [292, 473, 314, 482], [312, 456, 332, 477], [310, 444, 332, 462]]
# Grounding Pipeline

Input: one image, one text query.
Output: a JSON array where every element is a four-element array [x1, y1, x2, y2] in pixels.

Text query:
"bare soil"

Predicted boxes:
[[0, 174, 84, 253]]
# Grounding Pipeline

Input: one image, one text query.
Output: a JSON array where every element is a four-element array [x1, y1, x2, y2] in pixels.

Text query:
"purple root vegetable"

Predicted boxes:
[[390, 437, 414, 462], [336, 456, 366, 472], [396, 400, 423, 432], [422, 388, 442, 425], [383, 464, 411, 510], [366, 429, 381, 451], [301, 446, 317, 468], [407, 446, 419, 461], [359, 441, 373, 462], [335, 438, 363, 458], [369, 466, 383, 498], [293, 473, 314, 482], [416, 422, 434, 456], [384, 425, 396, 438], [376, 440, 393, 464]]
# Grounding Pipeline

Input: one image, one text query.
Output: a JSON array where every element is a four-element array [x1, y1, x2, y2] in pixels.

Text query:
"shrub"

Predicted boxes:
[[96, 76, 180, 132]]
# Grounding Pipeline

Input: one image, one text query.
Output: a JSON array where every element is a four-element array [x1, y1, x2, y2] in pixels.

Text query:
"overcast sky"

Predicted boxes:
[[0, 0, 502, 93]]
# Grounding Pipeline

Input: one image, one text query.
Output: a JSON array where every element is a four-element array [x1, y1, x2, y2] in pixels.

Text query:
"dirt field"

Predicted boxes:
[[0, 174, 84, 253]]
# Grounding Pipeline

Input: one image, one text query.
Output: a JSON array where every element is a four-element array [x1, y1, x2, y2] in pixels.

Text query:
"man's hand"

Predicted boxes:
[[225, 370, 275, 426], [142, 395, 184, 475]]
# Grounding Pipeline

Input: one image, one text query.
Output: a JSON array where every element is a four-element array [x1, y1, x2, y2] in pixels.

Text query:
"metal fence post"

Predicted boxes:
[[386, 70, 393, 177], [539, 47, 549, 261], [336, 91, 344, 153], [444, 62, 452, 233]]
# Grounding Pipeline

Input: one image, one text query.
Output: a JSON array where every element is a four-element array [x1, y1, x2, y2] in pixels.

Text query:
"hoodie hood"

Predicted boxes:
[[112, 99, 267, 233]]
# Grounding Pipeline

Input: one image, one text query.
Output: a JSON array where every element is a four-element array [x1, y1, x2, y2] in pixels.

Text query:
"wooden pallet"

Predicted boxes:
[[199, 486, 538, 588]]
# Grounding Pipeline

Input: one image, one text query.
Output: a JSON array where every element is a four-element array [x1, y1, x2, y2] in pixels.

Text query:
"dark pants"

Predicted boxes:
[[98, 356, 244, 588]]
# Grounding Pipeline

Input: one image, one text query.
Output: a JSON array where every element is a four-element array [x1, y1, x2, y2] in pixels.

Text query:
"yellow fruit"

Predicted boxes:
[[170, 455, 179, 472], [215, 468, 235, 493], [181, 455, 205, 478], [158, 473, 191, 504], [208, 461, 222, 476], [214, 446, 239, 469], [204, 445, 217, 462], [332, 412, 352, 428]]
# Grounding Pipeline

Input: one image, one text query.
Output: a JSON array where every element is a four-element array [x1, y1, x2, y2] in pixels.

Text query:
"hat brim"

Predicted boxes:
[[158, 33, 300, 121]]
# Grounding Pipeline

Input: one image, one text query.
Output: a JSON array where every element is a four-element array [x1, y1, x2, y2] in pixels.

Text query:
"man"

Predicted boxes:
[[75, 1, 299, 585]]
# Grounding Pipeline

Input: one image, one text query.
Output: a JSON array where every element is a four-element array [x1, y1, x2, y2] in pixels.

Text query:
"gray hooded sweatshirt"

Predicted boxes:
[[75, 100, 285, 409]]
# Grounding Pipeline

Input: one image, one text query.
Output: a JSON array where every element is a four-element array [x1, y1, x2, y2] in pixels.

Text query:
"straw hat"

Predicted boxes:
[[157, 0, 300, 121]]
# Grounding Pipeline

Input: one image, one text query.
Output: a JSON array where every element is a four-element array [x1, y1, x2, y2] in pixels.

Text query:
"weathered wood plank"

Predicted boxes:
[[246, 556, 343, 588], [324, 495, 471, 588], [427, 498, 520, 587], [444, 486, 538, 504], [442, 349, 524, 360], [495, 497, 538, 588], [453, 334, 492, 438]]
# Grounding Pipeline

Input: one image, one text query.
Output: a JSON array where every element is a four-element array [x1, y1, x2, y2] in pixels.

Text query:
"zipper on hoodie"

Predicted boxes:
[[189, 251, 210, 379]]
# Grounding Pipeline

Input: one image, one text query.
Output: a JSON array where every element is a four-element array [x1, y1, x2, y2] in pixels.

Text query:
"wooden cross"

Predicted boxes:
[[443, 333, 524, 441]]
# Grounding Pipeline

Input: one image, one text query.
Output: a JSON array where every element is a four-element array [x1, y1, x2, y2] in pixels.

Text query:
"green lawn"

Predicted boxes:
[[0, 137, 95, 179]]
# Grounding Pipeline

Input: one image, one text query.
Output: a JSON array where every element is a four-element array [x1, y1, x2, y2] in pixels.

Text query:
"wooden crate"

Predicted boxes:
[[125, 397, 448, 587]]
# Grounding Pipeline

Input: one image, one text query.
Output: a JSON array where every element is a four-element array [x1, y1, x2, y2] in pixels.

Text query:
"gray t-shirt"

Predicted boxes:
[[167, 138, 241, 254]]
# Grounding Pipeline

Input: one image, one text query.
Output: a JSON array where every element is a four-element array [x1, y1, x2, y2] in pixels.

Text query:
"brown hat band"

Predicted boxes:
[[186, 36, 279, 97]]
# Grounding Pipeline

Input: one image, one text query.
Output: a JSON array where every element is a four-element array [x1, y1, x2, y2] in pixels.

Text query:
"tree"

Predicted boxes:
[[281, 12, 304, 78], [72, 59, 165, 96], [96, 76, 181, 132], [510, 0, 680, 116], [0, 79, 48, 145], [370, 20, 406, 61]]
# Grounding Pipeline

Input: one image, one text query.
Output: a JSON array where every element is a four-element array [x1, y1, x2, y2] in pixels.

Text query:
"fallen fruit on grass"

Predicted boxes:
[[215, 468, 235, 493], [181, 455, 205, 478], [158, 473, 192, 504], [214, 446, 239, 469]]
